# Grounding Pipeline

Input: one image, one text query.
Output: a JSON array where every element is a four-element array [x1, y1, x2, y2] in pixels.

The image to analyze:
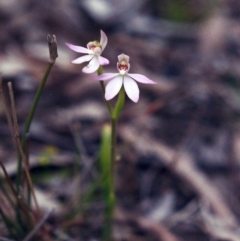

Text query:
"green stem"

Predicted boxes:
[[103, 93, 124, 241], [100, 81, 112, 115], [23, 63, 53, 144], [97, 66, 112, 116], [100, 122, 116, 241], [16, 63, 54, 193], [110, 118, 117, 173], [106, 117, 117, 240], [97, 66, 125, 241]]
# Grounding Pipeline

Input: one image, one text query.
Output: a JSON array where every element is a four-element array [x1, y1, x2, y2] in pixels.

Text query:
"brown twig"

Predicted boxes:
[[120, 125, 238, 228], [0, 76, 17, 151], [8, 82, 40, 215], [116, 208, 182, 241], [0, 158, 30, 216], [23, 209, 53, 241], [200, 206, 240, 241]]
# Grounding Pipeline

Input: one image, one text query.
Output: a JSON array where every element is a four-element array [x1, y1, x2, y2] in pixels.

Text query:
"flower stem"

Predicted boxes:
[[110, 118, 117, 174], [107, 117, 117, 240], [101, 118, 116, 241], [97, 67, 125, 241], [97, 66, 112, 116]]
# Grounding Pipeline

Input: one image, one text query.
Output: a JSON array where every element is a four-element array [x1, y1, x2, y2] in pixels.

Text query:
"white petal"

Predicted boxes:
[[66, 43, 89, 53], [72, 55, 93, 64], [82, 57, 100, 73], [123, 76, 139, 103], [100, 30, 108, 52], [98, 56, 109, 65], [127, 73, 156, 84], [105, 76, 123, 100], [92, 73, 119, 81]]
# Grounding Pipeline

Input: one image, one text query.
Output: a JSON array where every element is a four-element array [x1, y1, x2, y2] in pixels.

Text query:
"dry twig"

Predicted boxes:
[[120, 125, 238, 228], [8, 82, 40, 214], [116, 208, 182, 241]]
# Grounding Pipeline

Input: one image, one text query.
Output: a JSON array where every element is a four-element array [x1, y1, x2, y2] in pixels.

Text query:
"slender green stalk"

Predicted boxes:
[[106, 118, 117, 241], [112, 87, 125, 119], [97, 66, 125, 241], [22, 63, 53, 150], [97, 66, 112, 115], [16, 34, 58, 194], [16, 63, 53, 193], [110, 118, 117, 174], [102, 119, 117, 241], [100, 124, 112, 241]]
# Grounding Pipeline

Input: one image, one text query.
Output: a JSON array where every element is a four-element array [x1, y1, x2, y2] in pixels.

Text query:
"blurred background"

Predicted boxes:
[[1, 0, 240, 240]]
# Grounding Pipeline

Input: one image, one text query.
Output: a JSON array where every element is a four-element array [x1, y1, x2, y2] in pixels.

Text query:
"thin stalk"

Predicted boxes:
[[97, 67, 125, 241], [0, 207, 20, 238], [16, 63, 53, 193], [97, 66, 112, 115], [106, 87, 124, 240], [110, 118, 117, 173], [0, 77, 16, 150], [101, 119, 117, 241], [0, 189, 14, 211], [22, 63, 53, 149], [24, 134, 31, 206], [100, 81, 112, 115], [0, 177, 15, 211], [22, 209, 53, 241], [0, 159, 31, 223], [104, 118, 117, 241], [8, 83, 40, 215], [17, 33, 58, 191]]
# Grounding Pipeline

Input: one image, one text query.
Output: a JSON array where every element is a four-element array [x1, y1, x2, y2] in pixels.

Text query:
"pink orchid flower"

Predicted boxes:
[[92, 54, 156, 102], [66, 30, 109, 73]]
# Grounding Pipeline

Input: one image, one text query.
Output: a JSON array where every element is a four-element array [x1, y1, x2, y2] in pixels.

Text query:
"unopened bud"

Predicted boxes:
[[47, 34, 58, 64]]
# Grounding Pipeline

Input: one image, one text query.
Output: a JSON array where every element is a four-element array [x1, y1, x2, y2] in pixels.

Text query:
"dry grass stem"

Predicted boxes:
[[0, 76, 16, 151], [0, 158, 30, 216], [23, 209, 53, 241], [7, 82, 40, 215]]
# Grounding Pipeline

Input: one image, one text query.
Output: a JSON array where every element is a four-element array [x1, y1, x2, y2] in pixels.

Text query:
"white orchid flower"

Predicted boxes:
[[66, 30, 109, 73]]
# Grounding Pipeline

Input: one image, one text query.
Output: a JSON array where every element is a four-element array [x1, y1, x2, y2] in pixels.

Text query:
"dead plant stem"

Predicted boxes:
[[0, 77, 16, 150], [8, 82, 40, 215]]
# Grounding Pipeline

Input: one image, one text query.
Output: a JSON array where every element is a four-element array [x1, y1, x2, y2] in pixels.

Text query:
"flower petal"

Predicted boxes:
[[66, 43, 89, 53], [127, 74, 156, 84], [123, 76, 139, 103], [72, 55, 93, 64], [100, 30, 108, 52], [82, 57, 100, 73], [105, 76, 123, 100], [98, 56, 109, 65], [92, 73, 119, 81]]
